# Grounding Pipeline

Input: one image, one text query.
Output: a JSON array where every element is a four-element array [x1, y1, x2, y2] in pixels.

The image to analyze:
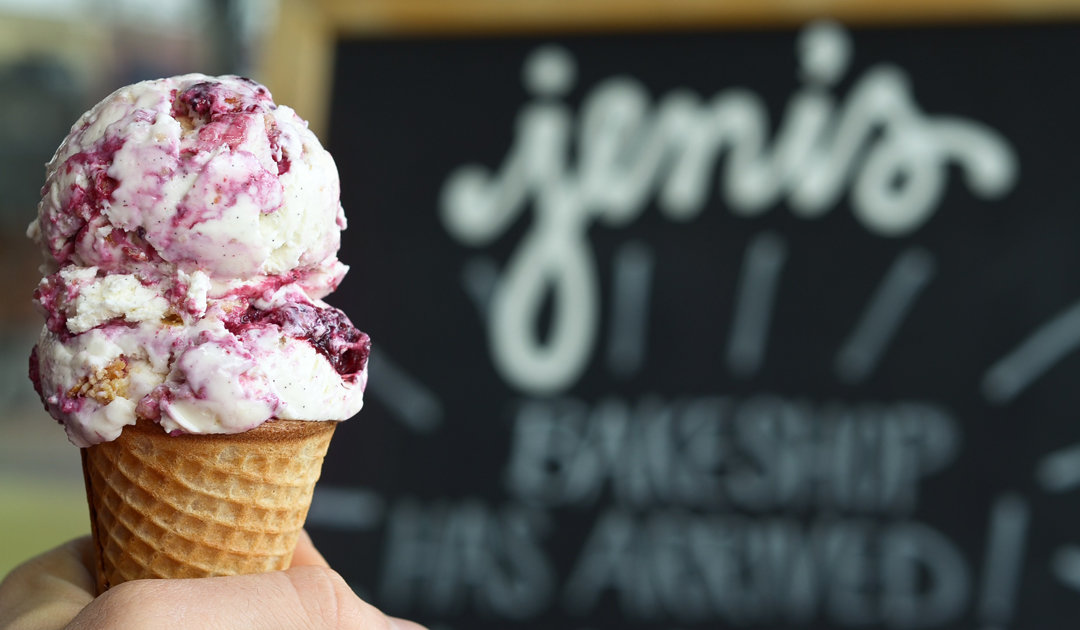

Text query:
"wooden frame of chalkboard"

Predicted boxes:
[[261, 0, 1080, 138]]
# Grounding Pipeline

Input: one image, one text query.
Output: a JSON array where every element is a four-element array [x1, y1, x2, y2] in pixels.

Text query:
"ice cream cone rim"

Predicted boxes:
[[122, 416, 340, 443]]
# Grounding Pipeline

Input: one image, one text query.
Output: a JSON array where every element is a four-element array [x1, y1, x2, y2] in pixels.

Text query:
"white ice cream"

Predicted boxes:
[[29, 74, 369, 447]]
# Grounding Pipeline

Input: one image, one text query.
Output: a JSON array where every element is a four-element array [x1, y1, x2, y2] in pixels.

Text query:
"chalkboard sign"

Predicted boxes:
[[266, 3, 1080, 628]]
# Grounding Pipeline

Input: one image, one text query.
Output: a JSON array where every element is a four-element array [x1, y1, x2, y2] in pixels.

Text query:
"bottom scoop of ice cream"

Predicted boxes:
[[27, 74, 370, 447], [31, 279, 370, 447]]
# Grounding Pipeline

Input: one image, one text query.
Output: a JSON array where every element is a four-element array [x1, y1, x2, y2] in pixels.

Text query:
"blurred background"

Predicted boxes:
[[0, 0, 271, 577], [6, 1, 1080, 629]]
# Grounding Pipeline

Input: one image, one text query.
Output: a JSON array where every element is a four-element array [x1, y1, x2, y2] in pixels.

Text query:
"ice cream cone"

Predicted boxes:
[[27, 75, 367, 595], [80, 418, 337, 594]]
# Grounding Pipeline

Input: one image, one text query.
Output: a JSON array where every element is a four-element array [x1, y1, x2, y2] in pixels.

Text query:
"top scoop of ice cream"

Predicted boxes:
[[28, 75, 369, 447], [31, 73, 346, 296]]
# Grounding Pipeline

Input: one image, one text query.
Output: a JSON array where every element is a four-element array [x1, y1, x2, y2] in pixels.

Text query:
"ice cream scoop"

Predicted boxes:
[[28, 73, 369, 447]]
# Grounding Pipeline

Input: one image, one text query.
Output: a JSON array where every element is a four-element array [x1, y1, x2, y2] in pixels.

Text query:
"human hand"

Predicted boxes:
[[0, 531, 424, 630]]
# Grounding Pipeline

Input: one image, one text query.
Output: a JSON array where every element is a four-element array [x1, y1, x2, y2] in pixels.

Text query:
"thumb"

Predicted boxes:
[[288, 533, 425, 630], [289, 531, 424, 629]]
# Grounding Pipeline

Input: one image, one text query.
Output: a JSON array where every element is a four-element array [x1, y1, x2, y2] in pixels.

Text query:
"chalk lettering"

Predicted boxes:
[[378, 498, 554, 619], [504, 394, 960, 513], [562, 510, 970, 628], [440, 21, 1017, 394], [729, 395, 959, 512]]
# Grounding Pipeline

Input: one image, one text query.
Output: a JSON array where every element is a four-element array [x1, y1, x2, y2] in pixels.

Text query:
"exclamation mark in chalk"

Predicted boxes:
[[978, 494, 1029, 630]]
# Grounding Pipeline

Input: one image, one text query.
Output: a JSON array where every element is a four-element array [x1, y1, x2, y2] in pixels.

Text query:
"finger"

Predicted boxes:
[[0, 536, 96, 630], [65, 565, 413, 630], [291, 529, 331, 568]]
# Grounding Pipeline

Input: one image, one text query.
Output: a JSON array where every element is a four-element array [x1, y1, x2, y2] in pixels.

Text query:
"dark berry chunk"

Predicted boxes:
[[227, 303, 370, 376]]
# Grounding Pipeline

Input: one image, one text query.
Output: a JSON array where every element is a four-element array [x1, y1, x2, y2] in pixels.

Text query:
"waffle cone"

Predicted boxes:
[[81, 417, 337, 594]]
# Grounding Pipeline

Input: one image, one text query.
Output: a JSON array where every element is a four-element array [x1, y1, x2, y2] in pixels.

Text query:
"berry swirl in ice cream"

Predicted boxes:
[[28, 74, 369, 447]]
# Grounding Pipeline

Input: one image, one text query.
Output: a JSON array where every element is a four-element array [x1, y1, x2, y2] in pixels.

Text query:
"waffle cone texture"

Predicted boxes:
[[81, 417, 337, 594]]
